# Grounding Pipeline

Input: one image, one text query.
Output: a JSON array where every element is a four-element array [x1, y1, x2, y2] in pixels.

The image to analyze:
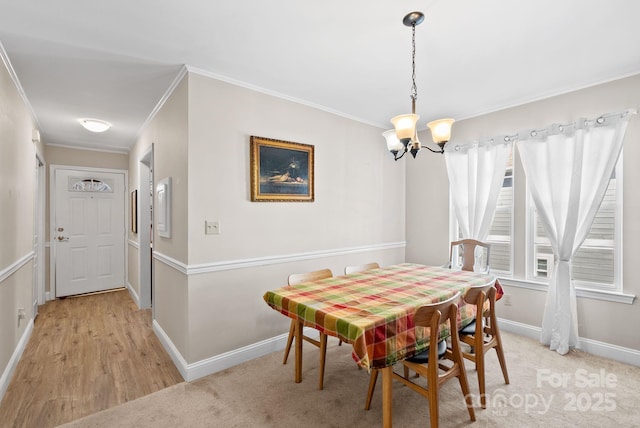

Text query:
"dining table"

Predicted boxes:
[[263, 263, 497, 428]]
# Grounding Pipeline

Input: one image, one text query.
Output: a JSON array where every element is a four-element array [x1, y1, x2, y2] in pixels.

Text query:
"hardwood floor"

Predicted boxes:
[[0, 289, 183, 428]]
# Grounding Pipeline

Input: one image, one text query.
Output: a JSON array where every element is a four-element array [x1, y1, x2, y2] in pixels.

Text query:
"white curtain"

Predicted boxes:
[[445, 138, 511, 241], [516, 109, 635, 355]]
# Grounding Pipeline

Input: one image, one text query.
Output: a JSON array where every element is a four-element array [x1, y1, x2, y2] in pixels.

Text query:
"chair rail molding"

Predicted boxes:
[[153, 241, 406, 275], [0, 252, 34, 285]]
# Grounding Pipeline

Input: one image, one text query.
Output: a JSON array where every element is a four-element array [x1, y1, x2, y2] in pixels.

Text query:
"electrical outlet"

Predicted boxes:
[[205, 220, 221, 235], [17, 308, 26, 327], [503, 294, 512, 306]]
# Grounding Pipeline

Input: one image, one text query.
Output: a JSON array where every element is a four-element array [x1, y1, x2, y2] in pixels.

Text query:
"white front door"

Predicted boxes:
[[54, 168, 126, 298]]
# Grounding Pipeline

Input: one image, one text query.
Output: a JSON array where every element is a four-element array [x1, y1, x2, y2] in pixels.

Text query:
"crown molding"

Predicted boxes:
[[0, 41, 41, 129]]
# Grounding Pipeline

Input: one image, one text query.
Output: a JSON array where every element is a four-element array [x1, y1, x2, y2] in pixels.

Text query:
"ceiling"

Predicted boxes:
[[1, 0, 640, 153]]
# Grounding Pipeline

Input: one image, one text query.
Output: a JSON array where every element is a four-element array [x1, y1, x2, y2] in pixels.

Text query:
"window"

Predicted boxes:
[[449, 146, 624, 295], [69, 177, 113, 192], [528, 156, 622, 292], [449, 146, 514, 275], [485, 153, 513, 275]]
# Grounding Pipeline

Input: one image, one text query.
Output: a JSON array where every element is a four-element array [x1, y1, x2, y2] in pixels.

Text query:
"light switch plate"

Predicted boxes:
[[205, 220, 221, 235]]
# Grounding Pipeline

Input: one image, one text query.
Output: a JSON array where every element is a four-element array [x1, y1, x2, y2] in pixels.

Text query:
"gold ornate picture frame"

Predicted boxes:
[[250, 136, 314, 202]]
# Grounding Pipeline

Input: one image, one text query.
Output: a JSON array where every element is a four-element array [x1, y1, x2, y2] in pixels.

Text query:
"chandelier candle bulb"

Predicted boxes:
[[391, 114, 420, 143], [427, 118, 455, 145], [383, 129, 404, 154]]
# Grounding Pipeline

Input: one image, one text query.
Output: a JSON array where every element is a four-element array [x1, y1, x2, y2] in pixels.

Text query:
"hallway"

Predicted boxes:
[[0, 290, 183, 427]]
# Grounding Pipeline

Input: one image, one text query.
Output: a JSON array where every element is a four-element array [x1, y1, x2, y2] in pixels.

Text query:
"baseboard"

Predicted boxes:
[[498, 318, 640, 367], [0, 318, 34, 403], [578, 336, 640, 367], [185, 333, 290, 382], [153, 316, 639, 384], [152, 320, 189, 381], [496, 318, 542, 341], [153, 321, 318, 382], [126, 281, 141, 308]]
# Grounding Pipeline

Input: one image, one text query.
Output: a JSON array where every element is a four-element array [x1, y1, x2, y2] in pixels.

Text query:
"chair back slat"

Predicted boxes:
[[344, 262, 380, 275], [450, 239, 491, 273], [462, 283, 493, 305], [288, 269, 333, 286], [413, 292, 461, 328]]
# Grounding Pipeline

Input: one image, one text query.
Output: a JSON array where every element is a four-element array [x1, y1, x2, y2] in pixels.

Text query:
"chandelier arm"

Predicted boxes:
[[394, 149, 408, 161], [420, 145, 445, 154]]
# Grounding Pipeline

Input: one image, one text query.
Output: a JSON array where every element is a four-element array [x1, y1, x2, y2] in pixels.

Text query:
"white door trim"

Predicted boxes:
[[49, 165, 128, 299], [138, 146, 153, 309], [33, 154, 45, 312]]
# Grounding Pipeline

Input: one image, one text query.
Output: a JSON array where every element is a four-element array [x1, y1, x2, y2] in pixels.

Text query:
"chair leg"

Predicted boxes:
[[427, 381, 440, 428], [490, 298, 509, 385], [452, 335, 476, 422], [365, 369, 379, 410], [495, 341, 510, 385], [282, 320, 295, 364], [476, 348, 487, 409], [318, 333, 327, 390], [402, 366, 418, 379], [453, 352, 476, 422], [458, 368, 476, 422]]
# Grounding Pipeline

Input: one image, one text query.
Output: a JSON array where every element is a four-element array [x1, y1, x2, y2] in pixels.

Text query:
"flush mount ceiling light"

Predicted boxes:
[[79, 118, 112, 133], [384, 11, 454, 160]]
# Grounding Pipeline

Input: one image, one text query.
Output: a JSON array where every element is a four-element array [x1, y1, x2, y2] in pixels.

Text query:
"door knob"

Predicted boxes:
[[57, 236, 69, 242]]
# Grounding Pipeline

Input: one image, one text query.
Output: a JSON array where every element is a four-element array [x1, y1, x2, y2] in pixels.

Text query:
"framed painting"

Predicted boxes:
[[131, 189, 138, 233], [250, 136, 314, 202], [156, 177, 171, 238]]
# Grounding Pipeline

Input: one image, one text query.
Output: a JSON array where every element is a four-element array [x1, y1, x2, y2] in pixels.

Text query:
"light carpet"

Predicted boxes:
[[59, 332, 639, 427]]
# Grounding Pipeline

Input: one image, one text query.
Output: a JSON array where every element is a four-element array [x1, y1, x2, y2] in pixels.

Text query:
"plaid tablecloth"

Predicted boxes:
[[263, 263, 496, 370]]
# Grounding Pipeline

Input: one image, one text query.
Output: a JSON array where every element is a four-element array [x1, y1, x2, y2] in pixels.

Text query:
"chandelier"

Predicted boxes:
[[383, 11, 454, 160]]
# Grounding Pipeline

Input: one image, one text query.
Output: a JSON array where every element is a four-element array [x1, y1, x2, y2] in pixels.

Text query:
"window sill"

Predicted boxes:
[[497, 276, 636, 304]]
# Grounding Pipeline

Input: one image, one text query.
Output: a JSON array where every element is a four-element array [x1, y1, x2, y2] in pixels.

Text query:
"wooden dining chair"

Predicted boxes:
[[344, 262, 380, 275], [365, 292, 476, 427], [459, 283, 510, 408], [449, 239, 491, 273], [282, 268, 333, 390]]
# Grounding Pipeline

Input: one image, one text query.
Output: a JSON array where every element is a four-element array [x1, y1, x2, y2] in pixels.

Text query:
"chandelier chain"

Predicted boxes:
[[410, 22, 418, 102]]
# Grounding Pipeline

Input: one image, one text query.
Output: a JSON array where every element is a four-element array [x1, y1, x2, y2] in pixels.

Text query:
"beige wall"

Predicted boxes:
[[406, 74, 640, 350], [126, 71, 406, 363], [0, 54, 42, 386], [44, 145, 129, 170], [186, 73, 404, 264], [128, 75, 189, 356], [182, 72, 406, 362], [140, 77, 189, 263]]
